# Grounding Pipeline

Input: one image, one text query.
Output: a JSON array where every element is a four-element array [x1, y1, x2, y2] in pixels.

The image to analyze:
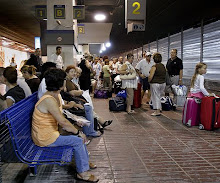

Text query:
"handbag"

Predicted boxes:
[[120, 62, 137, 80], [120, 72, 136, 80]]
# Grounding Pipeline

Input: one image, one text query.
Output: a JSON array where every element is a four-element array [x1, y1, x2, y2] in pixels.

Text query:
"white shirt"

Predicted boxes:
[[190, 74, 209, 96], [50, 53, 64, 69], [116, 62, 123, 73], [121, 61, 138, 89], [92, 63, 102, 79], [111, 63, 117, 74], [17, 76, 32, 97], [38, 78, 47, 99], [135, 59, 154, 77]]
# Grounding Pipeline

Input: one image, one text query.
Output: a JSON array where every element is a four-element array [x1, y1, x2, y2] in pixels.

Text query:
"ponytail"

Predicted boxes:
[[190, 62, 207, 88]]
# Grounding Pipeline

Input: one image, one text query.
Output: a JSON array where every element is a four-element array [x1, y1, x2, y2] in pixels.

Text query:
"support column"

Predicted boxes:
[[47, 0, 78, 68]]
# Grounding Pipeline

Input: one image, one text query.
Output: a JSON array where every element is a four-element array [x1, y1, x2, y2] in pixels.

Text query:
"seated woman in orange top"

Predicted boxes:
[[31, 68, 99, 182]]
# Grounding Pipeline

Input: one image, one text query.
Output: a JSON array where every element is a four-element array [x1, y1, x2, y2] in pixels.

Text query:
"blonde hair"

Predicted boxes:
[[21, 65, 37, 76], [191, 62, 207, 88]]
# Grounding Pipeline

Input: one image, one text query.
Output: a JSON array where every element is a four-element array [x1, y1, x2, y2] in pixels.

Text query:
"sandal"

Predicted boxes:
[[76, 173, 99, 182], [151, 112, 161, 116], [127, 110, 135, 114], [101, 120, 113, 128], [89, 162, 97, 169]]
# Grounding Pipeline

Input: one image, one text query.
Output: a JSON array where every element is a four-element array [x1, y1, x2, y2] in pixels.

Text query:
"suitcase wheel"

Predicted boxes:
[[199, 124, 204, 130]]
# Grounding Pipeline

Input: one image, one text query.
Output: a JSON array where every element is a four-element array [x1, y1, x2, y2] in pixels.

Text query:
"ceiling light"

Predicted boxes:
[[99, 50, 103, 53], [102, 45, 106, 51], [106, 42, 111, 47], [94, 14, 106, 21]]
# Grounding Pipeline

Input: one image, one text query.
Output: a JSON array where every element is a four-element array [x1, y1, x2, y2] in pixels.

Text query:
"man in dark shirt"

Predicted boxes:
[[165, 49, 183, 107]]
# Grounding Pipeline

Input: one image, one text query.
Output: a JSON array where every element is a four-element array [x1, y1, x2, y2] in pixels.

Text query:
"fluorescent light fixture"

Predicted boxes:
[[102, 45, 106, 51], [106, 42, 111, 47], [35, 37, 41, 49], [94, 14, 106, 21], [2, 41, 10, 46]]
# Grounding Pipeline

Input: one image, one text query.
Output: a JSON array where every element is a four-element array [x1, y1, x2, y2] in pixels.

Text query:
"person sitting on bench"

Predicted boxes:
[[31, 68, 99, 183]]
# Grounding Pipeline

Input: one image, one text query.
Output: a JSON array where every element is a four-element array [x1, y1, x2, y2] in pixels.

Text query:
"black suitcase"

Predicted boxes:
[[109, 97, 126, 111]]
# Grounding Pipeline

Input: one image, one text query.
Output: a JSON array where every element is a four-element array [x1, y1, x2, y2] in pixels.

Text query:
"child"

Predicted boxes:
[[188, 62, 212, 99]]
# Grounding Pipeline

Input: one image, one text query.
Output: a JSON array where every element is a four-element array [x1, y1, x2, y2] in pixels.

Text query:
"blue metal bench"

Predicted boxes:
[[1, 92, 75, 175]]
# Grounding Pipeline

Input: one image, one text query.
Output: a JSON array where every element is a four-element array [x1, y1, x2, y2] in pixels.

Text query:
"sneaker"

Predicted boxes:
[[173, 104, 177, 111]]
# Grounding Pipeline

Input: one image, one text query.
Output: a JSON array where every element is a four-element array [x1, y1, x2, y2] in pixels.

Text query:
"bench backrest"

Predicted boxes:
[[5, 93, 38, 159]]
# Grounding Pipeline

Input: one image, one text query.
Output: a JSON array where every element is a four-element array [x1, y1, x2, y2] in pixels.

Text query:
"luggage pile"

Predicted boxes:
[[172, 85, 187, 107], [182, 94, 220, 130]]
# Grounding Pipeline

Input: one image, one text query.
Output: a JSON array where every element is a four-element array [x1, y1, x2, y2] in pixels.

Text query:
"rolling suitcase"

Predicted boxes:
[[133, 83, 141, 108], [182, 97, 201, 127], [200, 96, 220, 130], [109, 97, 126, 111]]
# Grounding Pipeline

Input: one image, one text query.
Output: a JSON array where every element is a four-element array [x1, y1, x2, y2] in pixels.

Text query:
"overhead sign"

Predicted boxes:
[[35, 5, 47, 19], [133, 24, 145, 31], [127, 0, 146, 20], [54, 5, 65, 19], [78, 24, 85, 34], [73, 6, 85, 20]]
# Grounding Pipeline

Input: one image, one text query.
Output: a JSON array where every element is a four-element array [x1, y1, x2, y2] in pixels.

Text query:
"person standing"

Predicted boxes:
[[119, 53, 137, 114], [148, 53, 166, 116], [35, 48, 42, 72], [135, 51, 154, 104], [10, 57, 17, 68], [116, 56, 124, 74], [102, 59, 112, 91], [49, 46, 64, 69], [165, 49, 183, 108]]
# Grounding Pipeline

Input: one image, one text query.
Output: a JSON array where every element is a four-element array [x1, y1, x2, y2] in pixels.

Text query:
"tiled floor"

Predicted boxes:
[[2, 97, 220, 183]]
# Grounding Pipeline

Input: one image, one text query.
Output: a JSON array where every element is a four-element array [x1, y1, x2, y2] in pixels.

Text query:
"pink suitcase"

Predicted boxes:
[[182, 98, 201, 127]]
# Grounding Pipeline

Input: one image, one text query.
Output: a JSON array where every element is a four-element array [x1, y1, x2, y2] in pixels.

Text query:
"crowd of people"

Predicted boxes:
[[0, 45, 213, 182]]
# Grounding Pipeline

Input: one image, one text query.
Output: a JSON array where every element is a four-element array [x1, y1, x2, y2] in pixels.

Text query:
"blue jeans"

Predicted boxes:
[[83, 104, 99, 137], [48, 135, 89, 173]]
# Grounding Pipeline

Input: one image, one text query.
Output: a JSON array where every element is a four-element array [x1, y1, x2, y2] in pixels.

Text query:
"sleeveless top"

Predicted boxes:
[[150, 63, 166, 84], [32, 94, 62, 147]]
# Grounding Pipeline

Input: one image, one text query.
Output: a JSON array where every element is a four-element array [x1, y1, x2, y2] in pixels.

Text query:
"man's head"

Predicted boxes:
[[145, 51, 152, 62], [113, 58, 118, 64], [3, 66, 17, 84], [170, 49, 177, 60], [118, 56, 123, 63], [56, 46, 62, 55], [35, 48, 41, 57], [127, 53, 134, 64], [94, 57, 99, 64]]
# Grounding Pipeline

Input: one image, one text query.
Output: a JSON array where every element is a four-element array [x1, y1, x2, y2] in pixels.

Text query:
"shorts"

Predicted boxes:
[[140, 77, 150, 91]]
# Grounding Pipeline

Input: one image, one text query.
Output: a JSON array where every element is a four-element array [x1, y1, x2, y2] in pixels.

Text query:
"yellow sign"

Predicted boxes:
[[73, 6, 85, 20], [78, 24, 85, 34], [35, 5, 47, 19], [54, 5, 65, 19], [127, 0, 146, 20]]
